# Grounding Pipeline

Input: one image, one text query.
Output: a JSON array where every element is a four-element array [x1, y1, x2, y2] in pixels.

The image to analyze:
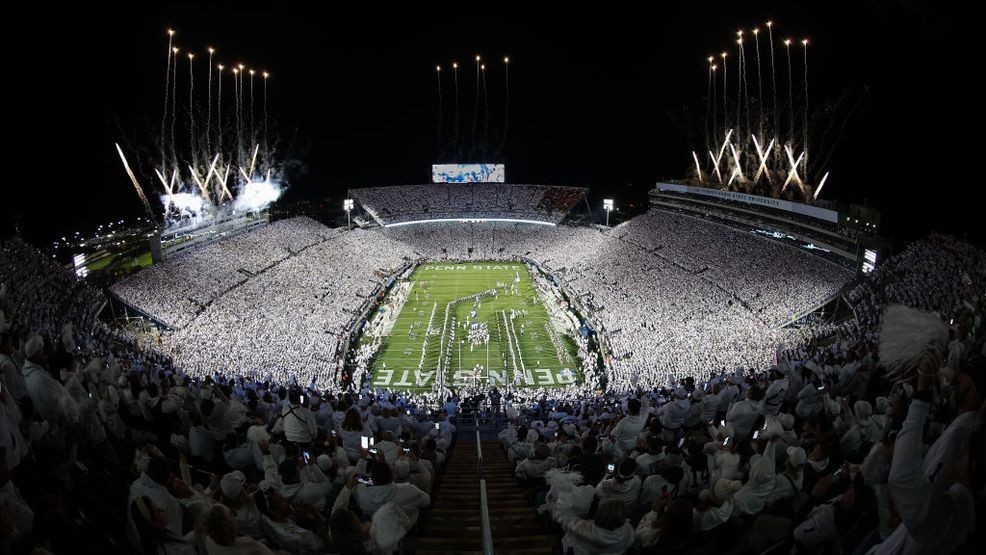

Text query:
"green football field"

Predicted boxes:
[[366, 261, 581, 392]]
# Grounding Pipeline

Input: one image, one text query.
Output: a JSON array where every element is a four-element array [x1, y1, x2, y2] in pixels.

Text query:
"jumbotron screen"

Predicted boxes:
[[432, 164, 505, 183]]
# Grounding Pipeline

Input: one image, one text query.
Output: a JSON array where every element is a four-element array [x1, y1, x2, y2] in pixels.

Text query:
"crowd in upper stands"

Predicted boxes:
[[349, 184, 586, 225]]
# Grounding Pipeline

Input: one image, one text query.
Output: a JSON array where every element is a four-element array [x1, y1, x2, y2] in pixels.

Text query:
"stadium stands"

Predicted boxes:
[[0, 211, 983, 555], [350, 184, 587, 225]]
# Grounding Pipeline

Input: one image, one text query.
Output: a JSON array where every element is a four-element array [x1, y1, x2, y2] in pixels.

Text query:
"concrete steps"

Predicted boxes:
[[411, 437, 558, 555]]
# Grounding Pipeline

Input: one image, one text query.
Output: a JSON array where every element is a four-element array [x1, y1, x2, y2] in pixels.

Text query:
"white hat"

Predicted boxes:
[[220, 471, 246, 499], [25, 333, 44, 359], [316, 454, 333, 472]]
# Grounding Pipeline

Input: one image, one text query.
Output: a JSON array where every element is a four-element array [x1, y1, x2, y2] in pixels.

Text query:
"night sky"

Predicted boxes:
[[6, 1, 983, 246]]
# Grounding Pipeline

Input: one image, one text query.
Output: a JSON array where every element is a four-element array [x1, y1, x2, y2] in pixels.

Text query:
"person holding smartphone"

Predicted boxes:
[[339, 407, 372, 463], [258, 440, 334, 512], [596, 459, 642, 509], [329, 473, 414, 554]]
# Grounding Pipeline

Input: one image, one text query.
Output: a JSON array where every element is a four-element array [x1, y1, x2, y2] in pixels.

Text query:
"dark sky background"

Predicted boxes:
[[5, 1, 984, 246]]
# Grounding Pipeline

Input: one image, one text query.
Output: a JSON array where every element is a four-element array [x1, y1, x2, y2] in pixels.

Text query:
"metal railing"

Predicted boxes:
[[476, 430, 494, 555]]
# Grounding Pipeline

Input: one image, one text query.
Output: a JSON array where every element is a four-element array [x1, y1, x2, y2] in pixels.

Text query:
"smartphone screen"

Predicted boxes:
[[300, 395, 305, 403], [753, 430, 760, 439], [302, 450, 311, 463], [678, 437, 686, 448], [356, 473, 373, 486], [368, 447, 378, 455], [720, 420, 725, 427], [607, 463, 615, 473], [434, 422, 440, 430], [402, 447, 410, 454], [361, 436, 369, 450], [722, 437, 731, 447]]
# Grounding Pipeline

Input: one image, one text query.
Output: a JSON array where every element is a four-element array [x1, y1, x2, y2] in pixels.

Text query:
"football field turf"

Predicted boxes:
[[366, 261, 581, 392]]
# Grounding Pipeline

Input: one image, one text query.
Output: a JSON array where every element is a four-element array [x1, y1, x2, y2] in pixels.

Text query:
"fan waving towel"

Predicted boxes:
[[878, 305, 948, 382]]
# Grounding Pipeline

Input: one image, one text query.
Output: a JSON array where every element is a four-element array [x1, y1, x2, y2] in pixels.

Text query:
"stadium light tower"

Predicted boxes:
[[343, 199, 354, 230], [603, 198, 614, 227]]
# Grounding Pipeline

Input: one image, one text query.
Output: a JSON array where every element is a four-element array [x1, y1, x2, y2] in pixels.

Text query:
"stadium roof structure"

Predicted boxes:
[[349, 183, 588, 227]]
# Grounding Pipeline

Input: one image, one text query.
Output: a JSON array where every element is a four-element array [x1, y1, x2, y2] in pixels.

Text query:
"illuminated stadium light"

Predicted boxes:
[[862, 249, 878, 274], [384, 218, 557, 228], [603, 199, 615, 227], [343, 198, 354, 229], [73, 253, 88, 278]]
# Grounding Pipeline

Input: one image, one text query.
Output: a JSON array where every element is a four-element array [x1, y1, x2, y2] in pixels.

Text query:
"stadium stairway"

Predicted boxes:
[[411, 436, 557, 555]]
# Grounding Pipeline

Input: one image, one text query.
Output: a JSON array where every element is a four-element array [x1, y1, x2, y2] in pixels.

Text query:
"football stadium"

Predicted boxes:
[[2, 7, 985, 555]]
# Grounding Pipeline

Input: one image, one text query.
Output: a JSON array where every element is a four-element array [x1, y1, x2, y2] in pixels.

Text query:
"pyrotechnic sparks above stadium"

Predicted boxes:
[[116, 28, 284, 228], [691, 20, 828, 202]]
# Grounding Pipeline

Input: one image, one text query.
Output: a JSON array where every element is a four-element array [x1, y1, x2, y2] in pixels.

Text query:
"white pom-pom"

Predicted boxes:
[[544, 468, 584, 491], [879, 305, 948, 380], [370, 502, 412, 550], [246, 425, 270, 444]]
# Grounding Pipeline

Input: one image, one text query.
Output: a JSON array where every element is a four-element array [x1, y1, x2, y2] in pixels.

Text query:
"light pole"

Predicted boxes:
[[343, 199, 354, 230], [603, 198, 614, 227]]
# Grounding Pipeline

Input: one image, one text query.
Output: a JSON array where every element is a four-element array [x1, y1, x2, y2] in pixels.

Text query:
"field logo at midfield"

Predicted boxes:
[[450, 367, 576, 386], [422, 265, 523, 271], [372, 369, 436, 388]]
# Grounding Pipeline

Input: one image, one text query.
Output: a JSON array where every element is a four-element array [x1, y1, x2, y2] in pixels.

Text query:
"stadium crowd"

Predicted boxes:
[[2, 265, 454, 553], [0, 211, 984, 554], [106, 213, 856, 401], [111, 218, 338, 329], [350, 184, 586, 225], [496, 232, 985, 554]]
